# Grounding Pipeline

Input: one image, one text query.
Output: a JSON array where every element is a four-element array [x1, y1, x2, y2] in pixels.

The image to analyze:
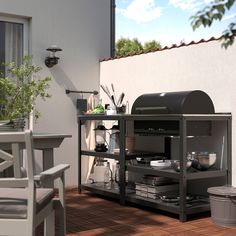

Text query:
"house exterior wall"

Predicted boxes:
[[100, 40, 236, 185], [0, 0, 112, 186]]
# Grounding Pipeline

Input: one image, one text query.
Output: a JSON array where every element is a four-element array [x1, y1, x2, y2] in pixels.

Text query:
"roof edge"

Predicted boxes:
[[100, 36, 223, 62]]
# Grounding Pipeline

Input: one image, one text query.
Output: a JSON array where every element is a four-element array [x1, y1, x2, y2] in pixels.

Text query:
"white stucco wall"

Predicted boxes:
[[100, 40, 236, 185], [0, 0, 112, 186]]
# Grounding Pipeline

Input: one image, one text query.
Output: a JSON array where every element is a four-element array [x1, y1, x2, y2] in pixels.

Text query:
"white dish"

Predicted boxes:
[[150, 160, 171, 168]]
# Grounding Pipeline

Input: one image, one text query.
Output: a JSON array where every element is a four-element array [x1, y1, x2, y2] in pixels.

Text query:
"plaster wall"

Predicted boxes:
[[100, 40, 236, 185], [0, 0, 112, 186]]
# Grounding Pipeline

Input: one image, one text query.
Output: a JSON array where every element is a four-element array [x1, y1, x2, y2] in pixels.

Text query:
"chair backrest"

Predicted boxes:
[[0, 130, 54, 236], [0, 130, 35, 187], [0, 130, 68, 235]]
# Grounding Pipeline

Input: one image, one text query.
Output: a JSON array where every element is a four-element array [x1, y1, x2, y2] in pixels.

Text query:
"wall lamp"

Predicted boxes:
[[45, 45, 62, 68]]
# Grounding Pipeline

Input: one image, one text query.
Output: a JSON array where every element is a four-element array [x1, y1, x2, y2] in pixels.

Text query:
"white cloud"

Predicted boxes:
[[204, 0, 213, 4], [222, 13, 236, 21], [168, 0, 205, 11], [118, 0, 162, 24]]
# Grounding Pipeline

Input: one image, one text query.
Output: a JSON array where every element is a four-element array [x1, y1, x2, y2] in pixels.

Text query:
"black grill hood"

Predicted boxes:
[[131, 90, 215, 115], [131, 90, 215, 136]]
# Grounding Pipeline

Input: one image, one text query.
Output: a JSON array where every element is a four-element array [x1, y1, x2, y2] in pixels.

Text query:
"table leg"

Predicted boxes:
[[42, 148, 54, 187], [43, 148, 54, 170]]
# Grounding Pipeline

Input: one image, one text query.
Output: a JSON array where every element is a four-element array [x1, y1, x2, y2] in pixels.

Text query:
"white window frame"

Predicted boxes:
[[0, 15, 32, 129], [0, 14, 29, 56]]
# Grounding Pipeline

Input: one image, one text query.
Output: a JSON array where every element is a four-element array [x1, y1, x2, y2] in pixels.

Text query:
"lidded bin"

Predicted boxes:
[[208, 186, 236, 227]]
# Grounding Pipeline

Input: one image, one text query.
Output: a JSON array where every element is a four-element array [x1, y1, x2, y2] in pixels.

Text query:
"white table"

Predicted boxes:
[[33, 133, 72, 170], [0, 133, 72, 187], [0, 133, 72, 170]]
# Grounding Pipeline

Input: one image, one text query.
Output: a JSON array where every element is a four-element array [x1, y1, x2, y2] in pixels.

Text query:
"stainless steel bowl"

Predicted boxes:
[[191, 152, 216, 171], [171, 160, 192, 172]]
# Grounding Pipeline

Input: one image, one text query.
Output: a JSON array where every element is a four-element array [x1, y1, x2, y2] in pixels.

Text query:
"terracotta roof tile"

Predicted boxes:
[[100, 36, 223, 62]]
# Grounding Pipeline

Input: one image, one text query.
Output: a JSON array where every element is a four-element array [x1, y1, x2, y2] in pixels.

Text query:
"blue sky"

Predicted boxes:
[[116, 0, 236, 46]]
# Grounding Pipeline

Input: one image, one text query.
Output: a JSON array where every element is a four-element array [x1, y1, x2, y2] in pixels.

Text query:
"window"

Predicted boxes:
[[0, 16, 29, 75]]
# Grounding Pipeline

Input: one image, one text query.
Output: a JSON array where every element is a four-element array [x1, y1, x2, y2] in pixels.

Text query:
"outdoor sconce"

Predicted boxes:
[[45, 45, 62, 68]]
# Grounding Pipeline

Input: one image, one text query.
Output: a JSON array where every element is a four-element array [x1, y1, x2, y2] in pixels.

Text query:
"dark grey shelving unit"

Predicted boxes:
[[82, 183, 121, 199], [78, 113, 232, 221]]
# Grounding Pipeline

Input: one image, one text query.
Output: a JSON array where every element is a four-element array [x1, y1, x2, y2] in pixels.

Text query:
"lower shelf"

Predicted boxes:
[[81, 183, 121, 199], [126, 193, 210, 215], [81, 183, 210, 216]]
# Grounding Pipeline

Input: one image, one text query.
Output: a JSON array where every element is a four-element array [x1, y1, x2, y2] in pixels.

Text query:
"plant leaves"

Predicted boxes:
[[190, 0, 236, 49], [0, 56, 51, 120]]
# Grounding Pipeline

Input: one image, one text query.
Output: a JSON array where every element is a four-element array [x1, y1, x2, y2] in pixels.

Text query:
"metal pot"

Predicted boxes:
[[191, 152, 216, 171], [171, 160, 192, 172]]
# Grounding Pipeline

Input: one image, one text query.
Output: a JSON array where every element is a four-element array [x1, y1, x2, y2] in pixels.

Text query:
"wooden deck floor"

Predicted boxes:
[[39, 188, 236, 235]]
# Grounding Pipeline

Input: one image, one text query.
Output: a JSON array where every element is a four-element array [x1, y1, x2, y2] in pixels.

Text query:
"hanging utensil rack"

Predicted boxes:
[[65, 89, 98, 95]]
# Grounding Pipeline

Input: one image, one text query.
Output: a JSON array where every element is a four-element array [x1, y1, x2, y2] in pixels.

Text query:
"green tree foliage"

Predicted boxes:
[[190, 0, 236, 48], [143, 40, 162, 52], [0, 56, 51, 120], [116, 37, 161, 57]]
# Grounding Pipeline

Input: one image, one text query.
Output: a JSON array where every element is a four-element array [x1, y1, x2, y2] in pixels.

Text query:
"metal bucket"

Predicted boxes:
[[208, 186, 236, 227]]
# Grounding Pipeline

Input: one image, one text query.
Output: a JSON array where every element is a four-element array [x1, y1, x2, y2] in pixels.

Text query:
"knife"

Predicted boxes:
[[117, 93, 125, 106], [111, 83, 118, 104], [111, 95, 117, 107]]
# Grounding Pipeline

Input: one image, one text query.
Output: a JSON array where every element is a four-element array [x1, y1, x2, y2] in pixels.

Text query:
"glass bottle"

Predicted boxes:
[[115, 162, 120, 183], [104, 161, 111, 184]]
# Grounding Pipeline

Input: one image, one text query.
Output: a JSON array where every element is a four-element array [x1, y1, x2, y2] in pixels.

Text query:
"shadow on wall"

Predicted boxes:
[[50, 67, 79, 106], [50, 67, 100, 114]]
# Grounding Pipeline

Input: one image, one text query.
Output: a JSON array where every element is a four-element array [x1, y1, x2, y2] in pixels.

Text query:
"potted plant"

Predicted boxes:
[[0, 56, 51, 130]]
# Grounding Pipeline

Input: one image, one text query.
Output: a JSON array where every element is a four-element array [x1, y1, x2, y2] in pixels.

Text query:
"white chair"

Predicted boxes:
[[0, 130, 70, 236]]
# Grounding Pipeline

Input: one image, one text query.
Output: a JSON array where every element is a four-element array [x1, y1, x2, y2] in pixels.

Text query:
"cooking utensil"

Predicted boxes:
[[150, 160, 171, 169], [100, 84, 116, 106], [105, 85, 111, 96], [160, 196, 179, 203], [191, 152, 216, 171], [160, 195, 194, 203], [142, 175, 174, 186], [171, 160, 192, 172], [111, 95, 116, 107], [117, 92, 125, 106], [100, 85, 110, 98], [111, 83, 117, 105], [220, 136, 224, 170]]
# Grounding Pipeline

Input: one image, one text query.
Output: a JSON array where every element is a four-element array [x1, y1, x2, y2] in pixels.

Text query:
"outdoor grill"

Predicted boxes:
[[131, 90, 215, 136]]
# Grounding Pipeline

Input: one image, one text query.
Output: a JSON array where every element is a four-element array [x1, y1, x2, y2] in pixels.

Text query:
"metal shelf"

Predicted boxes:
[[81, 183, 120, 199], [127, 165, 180, 179], [125, 193, 210, 216], [126, 193, 180, 214], [81, 183, 210, 216], [127, 165, 228, 181], [81, 150, 162, 160], [187, 169, 228, 180], [81, 183, 134, 200], [78, 113, 231, 221], [78, 113, 232, 121], [81, 150, 120, 160]]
